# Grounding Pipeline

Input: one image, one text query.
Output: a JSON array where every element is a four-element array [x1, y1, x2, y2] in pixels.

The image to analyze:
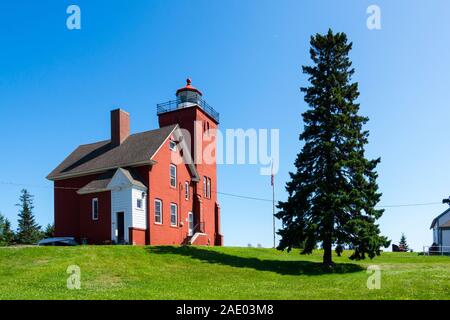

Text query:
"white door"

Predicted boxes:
[[188, 212, 194, 236]]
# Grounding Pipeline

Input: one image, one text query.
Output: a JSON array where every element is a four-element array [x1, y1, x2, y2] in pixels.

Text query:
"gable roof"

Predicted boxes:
[[77, 170, 115, 195], [440, 220, 450, 228], [430, 208, 450, 229], [108, 168, 147, 190], [47, 125, 178, 180], [172, 126, 200, 182], [77, 168, 146, 195]]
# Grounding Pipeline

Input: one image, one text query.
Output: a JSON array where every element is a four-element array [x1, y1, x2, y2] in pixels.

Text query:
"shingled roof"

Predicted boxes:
[[76, 170, 115, 194], [76, 168, 147, 195], [47, 124, 178, 180], [430, 208, 450, 229], [441, 220, 450, 228]]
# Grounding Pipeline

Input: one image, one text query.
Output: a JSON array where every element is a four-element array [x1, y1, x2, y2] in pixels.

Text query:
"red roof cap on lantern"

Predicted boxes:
[[176, 78, 203, 96]]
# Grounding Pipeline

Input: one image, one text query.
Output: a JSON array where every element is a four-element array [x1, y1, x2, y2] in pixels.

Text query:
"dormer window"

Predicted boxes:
[[169, 140, 177, 151]]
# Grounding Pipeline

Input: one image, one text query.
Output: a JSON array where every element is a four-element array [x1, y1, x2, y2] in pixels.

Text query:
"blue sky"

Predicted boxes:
[[1, 0, 449, 251]]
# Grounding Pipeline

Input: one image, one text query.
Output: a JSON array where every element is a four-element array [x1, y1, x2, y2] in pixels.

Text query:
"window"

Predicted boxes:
[[154, 199, 162, 224], [136, 198, 143, 209], [170, 164, 177, 188], [203, 176, 212, 199], [185, 181, 190, 200], [170, 203, 178, 227], [92, 198, 99, 220], [169, 140, 177, 151], [207, 177, 211, 199]]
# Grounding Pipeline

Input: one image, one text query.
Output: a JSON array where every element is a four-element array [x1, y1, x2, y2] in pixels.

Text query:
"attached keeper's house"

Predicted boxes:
[[47, 80, 223, 246]]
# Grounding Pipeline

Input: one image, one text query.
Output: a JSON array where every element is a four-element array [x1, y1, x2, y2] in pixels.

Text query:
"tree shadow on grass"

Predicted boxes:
[[146, 246, 363, 276]]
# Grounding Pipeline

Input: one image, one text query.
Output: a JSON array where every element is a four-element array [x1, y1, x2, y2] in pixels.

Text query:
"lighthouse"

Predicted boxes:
[[156, 79, 222, 245]]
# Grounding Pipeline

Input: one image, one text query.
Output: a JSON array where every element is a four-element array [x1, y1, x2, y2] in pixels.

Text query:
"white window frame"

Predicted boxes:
[[188, 211, 194, 236], [92, 198, 99, 221], [170, 203, 178, 227], [169, 140, 177, 151], [154, 199, 162, 224], [203, 176, 207, 197], [136, 198, 143, 210], [185, 181, 190, 200], [207, 177, 211, 199], [170, 164, 177, 188]]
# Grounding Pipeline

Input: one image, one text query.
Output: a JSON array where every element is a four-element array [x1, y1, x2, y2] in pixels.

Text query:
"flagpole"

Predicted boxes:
[[272, 177, 275, 249], [271, 159, 276, 249]]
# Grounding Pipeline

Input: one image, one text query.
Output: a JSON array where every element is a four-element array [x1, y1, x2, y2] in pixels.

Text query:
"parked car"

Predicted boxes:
[[38, 237, 78, 246]]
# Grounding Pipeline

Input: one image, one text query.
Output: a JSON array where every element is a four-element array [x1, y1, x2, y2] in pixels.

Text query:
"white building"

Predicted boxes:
[[430, 208, 450, 250]]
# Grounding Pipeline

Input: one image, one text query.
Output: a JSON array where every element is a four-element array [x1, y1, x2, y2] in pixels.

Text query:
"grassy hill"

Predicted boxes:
[[0, 245, 449, 300]]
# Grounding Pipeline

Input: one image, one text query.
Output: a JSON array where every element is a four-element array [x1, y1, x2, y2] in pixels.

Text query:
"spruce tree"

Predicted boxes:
[[276, 29, 390, 267], [0, 213, 6, 246], [16, 189, 41, 244], [0, 213, 15, 246], [399, 233, 408, 252], [44, 223, 55, 239], [3, 219, 15, 245]]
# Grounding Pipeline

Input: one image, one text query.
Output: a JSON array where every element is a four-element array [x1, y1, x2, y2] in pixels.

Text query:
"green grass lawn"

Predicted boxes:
[[0, 245, 449, 299]]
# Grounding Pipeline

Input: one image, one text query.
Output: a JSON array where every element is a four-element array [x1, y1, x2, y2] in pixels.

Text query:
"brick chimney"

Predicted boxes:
[[111, 109, 130, 146]]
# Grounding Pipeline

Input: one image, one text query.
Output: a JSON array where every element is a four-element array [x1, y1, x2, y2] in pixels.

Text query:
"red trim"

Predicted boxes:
[[176, 78, 203, 96]]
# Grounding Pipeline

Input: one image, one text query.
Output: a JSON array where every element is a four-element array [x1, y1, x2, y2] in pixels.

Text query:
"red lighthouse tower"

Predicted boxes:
[[157, 79, 222, 245]]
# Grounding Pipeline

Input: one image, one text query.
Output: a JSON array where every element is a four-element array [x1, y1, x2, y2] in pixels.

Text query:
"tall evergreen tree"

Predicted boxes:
[[43, 223, 55, 239], [16, 189, 41, 244], [0, 213, 15, 246], [276, 29, 390, 267], [0, 213, 7, 246], [3, 219, 15, 245], [399, 233, 408, 252]]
